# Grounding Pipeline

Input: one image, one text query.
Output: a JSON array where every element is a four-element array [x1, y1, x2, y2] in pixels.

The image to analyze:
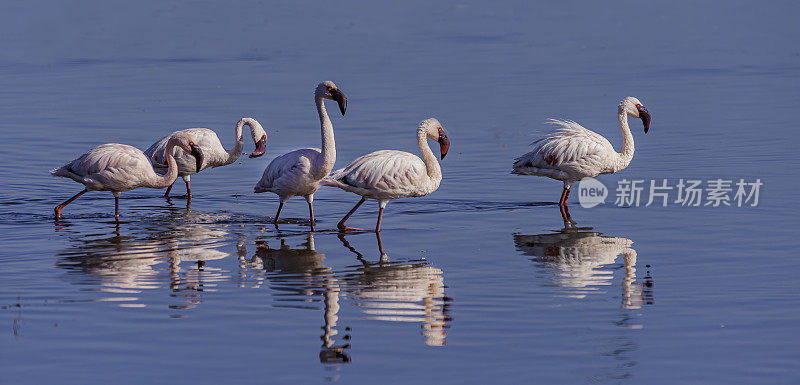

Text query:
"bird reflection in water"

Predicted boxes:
[[242, 233, 352, 365], [513, 226, 653, 308], [514, 225, 654, 381], [338, 233, 452, 346], [55, 217, 232, 316]]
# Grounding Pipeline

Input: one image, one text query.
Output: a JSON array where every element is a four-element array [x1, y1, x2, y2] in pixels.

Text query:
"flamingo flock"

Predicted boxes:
[[51, 80, 651, 230]]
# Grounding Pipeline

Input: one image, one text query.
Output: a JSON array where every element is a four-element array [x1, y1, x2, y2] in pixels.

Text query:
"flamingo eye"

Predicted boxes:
[[189, 141, 195, 146], [635, 104, 642, 108]]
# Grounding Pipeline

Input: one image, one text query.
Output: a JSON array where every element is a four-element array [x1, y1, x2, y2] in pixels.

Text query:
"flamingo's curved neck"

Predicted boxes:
[[224, 120, 247, 165], [417, 130, 441, 182], [615, 112, 635, 172], [313, 94, 336, 178], [153, 140, 180, 188]]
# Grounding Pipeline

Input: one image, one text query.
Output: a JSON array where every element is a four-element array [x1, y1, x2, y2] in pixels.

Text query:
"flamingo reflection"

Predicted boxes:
[[56, 219, 232, 315], [338, 233, 452, 346], [513, 227, 653, 308], [242, 233, 351, 364]]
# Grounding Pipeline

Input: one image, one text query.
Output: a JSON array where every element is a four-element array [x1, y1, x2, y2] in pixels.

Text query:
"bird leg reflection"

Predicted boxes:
[[319, 275, 350, 364]]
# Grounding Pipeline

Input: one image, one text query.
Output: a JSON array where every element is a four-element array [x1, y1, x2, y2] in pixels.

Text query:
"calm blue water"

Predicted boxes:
[[1, 1, 799, 383]]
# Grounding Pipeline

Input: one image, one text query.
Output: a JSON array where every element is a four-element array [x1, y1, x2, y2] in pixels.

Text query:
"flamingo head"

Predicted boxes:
[[419, 118, 450, 160], [169, 132, 205, 172], [245, 118, 268, 158], [316, 81, 347, 115], [620, 96, 651, 133]]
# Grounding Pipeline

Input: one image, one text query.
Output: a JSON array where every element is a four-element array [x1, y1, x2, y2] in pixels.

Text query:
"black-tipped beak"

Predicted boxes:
[[330, 88, 347, 115], [190, 144, 204, 172], [438, 129, 450, 160], [637, 105, 651, 133], [249, 135, 267, 158]]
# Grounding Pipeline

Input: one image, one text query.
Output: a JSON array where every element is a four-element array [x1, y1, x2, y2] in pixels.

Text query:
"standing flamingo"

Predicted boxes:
[[322, 118, 450, 232], [254, 81, 347, 230], [52, 132, 204, 220], [145, 117, 267, 200], [512, 96, 651, 206]]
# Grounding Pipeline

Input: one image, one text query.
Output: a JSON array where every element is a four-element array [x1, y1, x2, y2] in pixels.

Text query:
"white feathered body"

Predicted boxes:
[[51, 143, 167, 192], [512, 119, 623, 184], [323, 150, 440, 201], [145, 128, 230, 177], [254, 147, 329, 198]]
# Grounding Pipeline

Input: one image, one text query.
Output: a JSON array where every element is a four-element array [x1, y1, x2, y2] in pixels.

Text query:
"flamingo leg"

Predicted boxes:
[[54, 189, 88, 219], [375, 232, 385, 256], [337, 197, 368, 232], [164, 183, 174, 198], [375, 206, 384, 233], [114, 194, 120, 221], [274, 201, 285, 224], [558, 187, 571, 206], [185, 180, 192, 210], [306, 196, 316, 231]]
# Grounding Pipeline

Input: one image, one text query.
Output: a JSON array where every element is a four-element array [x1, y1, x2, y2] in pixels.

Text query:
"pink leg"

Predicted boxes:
[[54, 189, 88, 219], [375, 206, 384, 233], [307, 199, 316, 231], [560, 204, 572, 223], [164, 183, 174, 198], [337, 197, 368, 232], [375, 232, 385, 256], [114, 194, 120, 221], [186, 182, 192, 210], [558, 187, 571, 206], [274, 201, 284, 224]]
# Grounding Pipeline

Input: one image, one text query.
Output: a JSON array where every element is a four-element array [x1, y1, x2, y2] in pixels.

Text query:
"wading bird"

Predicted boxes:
[[145, 117, 266, 200], [254, 81, 347, 230], [323, 118, 450, 232], [52, 132, 204, 220], [512, 97, 651, 206]]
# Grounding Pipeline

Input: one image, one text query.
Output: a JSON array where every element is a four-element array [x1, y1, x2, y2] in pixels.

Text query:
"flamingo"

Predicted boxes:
[[145, 117, 266, 200], [512, 97, 651, 207], [322, 118, 450, 232], [254, 81, 347, 230], [52, 132, 204, 220]]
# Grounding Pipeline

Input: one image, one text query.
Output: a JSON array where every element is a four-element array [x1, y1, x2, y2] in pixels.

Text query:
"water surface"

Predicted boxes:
[[1, 1, 799, 384]]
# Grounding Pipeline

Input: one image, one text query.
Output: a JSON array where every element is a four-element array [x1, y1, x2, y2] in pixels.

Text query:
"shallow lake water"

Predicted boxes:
[[1, 1, 799, 384]]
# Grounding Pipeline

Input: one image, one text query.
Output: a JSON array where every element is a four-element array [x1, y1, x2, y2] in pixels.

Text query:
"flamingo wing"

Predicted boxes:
[[513, 120, 615, 178], [53, 144, 154, 190], [324, 150, 430, 198], [254, 148, 319, 194]]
